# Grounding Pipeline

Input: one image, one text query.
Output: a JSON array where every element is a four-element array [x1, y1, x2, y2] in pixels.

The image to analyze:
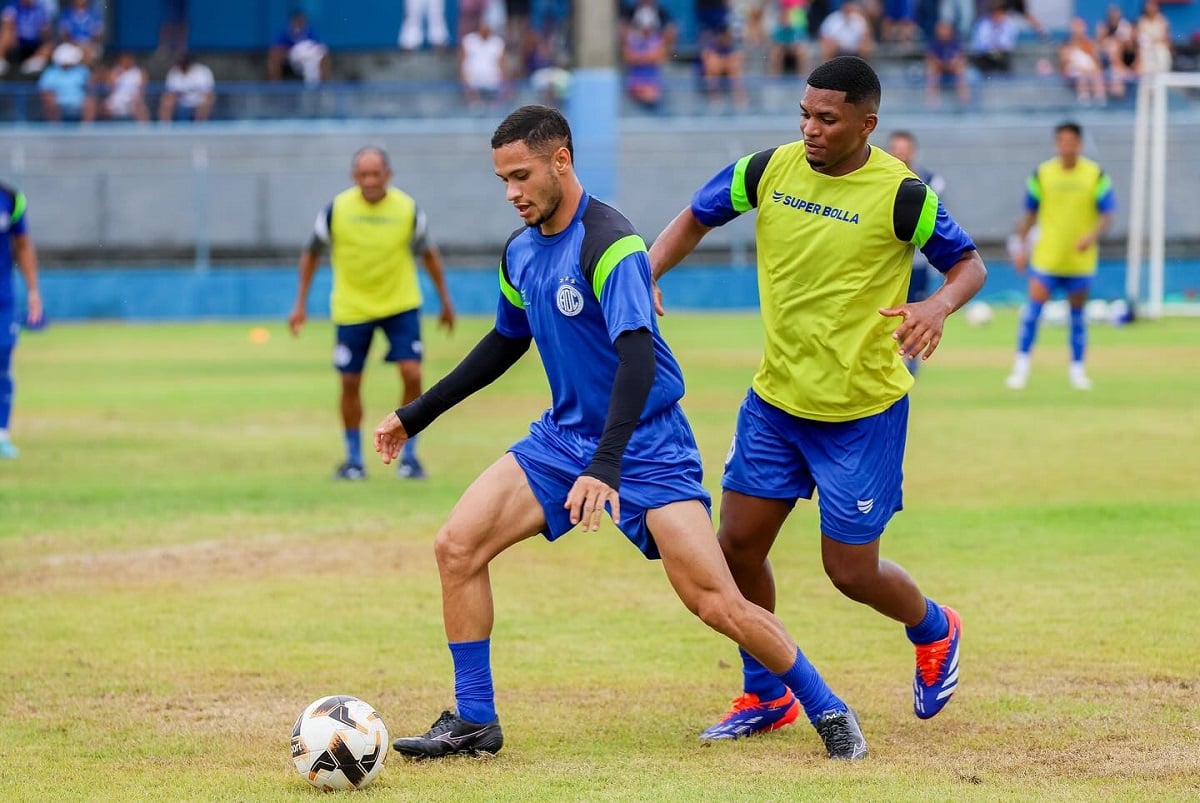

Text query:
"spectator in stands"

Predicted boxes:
[[158, 52, 214, 123], [621, 0, 677, 55], [768, 0, 811, 76], [1060, 17, 1106, 106], [695, 0, 731, 44], [937, 0, 973, 43], [457, 0, 489, 44], [398, 0, 450, 51], [459, 19, 506, 109], [925, 19, 969, 105], [269, 10, 330, 86], [57, 0, 102, 65], [156, 0, 188, 59], [700, 23, 748, 109], [523, 25, 570, 106], [37, 41, 87, 122], [969, 1, 1018, 74], [818, 1, 874, 63], [1135, 0, 1172, 75], [1000, 0, 1045, 38], [83, 52, 148, 123], [622, 4, 667, 111], [1096, 4, 1136, 99], [882, 0, 918, 47], [0, 0, 53, 76]]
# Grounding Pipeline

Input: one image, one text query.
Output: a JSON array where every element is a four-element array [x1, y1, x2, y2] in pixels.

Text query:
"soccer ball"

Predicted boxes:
[[963, 301, 993, 326], [291, 695, 389, 792]]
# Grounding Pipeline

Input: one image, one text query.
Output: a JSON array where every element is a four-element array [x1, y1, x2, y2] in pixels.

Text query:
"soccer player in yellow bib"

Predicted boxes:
[[289, 146, 456, 480], [649, 56, 988, 738], [1005, 121, 1115, 391]]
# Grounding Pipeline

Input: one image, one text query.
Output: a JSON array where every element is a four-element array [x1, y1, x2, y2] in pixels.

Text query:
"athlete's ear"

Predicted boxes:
[[862, 112, 879, 138], [554, 146, 570, 173]]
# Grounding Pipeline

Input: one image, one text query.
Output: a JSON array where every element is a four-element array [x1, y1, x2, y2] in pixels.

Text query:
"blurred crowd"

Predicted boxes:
[[1, 0, 1196, 124]]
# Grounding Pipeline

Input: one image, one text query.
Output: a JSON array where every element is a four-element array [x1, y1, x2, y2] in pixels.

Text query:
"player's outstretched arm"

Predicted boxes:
[[648, 208, 713, 316], [373, 328, 532, 464]]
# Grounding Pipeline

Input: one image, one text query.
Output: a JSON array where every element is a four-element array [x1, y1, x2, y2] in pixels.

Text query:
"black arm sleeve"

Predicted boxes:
[[582, 328, 656, 490], [395, 328, 532, 437]]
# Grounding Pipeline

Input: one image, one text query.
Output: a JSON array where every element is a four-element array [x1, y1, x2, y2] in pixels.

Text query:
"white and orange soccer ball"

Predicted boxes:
[[291, 695, 388, 791]]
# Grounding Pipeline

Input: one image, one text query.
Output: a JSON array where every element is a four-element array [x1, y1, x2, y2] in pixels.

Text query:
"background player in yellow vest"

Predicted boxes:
[[289, 146, 455, 480], [649, 56, 988, 738], [1005, 122, 1115, 391]]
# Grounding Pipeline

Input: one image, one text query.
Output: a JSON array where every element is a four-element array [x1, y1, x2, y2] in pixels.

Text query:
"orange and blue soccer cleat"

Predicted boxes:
[[699, 690, 801, 741], [913, 605, 962, 719]]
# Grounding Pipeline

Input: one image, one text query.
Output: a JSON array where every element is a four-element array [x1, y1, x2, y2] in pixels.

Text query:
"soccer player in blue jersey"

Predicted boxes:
[[374, 105, 868, 761], [0, 181, 41, 459], [649, 57, 987, 739]]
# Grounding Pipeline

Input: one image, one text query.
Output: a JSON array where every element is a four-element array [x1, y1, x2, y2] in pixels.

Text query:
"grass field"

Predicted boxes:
[[2, 311, 1198, 801]]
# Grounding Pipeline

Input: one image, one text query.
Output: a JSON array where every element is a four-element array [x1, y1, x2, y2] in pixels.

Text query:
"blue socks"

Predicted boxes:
[[449, 639, 496, 724], [344, 429, 362, 466], [402, 433, 419, 462], [1069, 305, 1087, 363], [906, 598, 950, 645], [1016, 299, 1044, 355], [740, 647, 787, 701], [775, 648, 845, 723]]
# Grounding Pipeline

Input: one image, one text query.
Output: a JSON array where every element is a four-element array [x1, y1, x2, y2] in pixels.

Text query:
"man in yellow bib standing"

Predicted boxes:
[[1006, 121, 1115, 391], [650, 56, 987, 739], [290, 146, 455, 480]]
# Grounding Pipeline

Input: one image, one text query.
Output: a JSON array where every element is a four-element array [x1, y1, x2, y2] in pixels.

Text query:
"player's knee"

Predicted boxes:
[[823, 560, 875, 600], [688, 588, 740, 636], [433, 524, 481, 577]]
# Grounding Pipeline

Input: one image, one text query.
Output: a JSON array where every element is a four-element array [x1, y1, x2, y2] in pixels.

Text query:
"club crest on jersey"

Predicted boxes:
[[556, 281, 585, 317]]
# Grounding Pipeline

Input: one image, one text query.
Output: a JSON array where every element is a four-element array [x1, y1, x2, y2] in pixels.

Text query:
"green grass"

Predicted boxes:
[[2, 312, 1199, 801]]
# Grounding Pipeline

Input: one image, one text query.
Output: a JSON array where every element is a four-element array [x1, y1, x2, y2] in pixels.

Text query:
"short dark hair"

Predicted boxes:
[[807, 56, 881, 110], [1055, 121, 1083, 138], [888, 129, 916, 145], [352, 146, 391, 171], [491, 105, 574, 160]]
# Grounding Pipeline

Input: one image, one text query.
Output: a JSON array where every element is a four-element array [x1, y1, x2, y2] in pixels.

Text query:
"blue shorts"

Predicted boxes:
[[333, 309, 422, 374], [1, 305, 17, 348], [508, 405, 712, 560], [722, 389, 908, 544], [1029, 270, 1092, 297]]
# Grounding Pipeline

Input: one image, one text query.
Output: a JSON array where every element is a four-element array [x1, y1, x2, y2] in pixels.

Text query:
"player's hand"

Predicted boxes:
[[288, 306, 306, 336], [25, 289, 42, 327], [652, 280, 666, 317], [879, 300, 948, 363], [373, 412, 409, 465], [1075, 234, 1096, 252], [1012, 251, 1028, 275], [439, 302, 456, 333], [565, 475, 620, 532]]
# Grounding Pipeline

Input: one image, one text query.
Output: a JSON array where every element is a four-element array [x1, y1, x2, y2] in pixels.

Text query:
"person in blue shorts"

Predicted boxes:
[[0, 181, 42, 459], [289, 146, 455, 480], [650, 57, 987, 739], [374, 104, 868, 761]]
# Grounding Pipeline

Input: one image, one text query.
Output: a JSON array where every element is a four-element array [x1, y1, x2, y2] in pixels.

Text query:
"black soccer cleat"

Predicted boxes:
[[814, 708, 868, 761], [392, 710, 504, 759]]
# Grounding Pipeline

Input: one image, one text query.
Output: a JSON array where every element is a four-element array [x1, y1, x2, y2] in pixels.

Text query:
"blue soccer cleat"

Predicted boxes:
[[699, 690, 800, 741], [913, 605, 962, 720], [333, 461, 366, 481], [396, 455, 427, 480]]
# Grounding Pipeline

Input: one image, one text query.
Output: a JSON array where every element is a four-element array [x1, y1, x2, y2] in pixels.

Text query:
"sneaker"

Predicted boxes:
[[813, 708, 868, 760], [1004, 371, 1028, 390], [913, 605, 962, 720], [1068, 366, 1093, 390], [396, 455, 427, 480], [699, 690, 800, 741], [0, 439, 18, 459], [393, 710, 503, 758], [333, 461, 366, 481]]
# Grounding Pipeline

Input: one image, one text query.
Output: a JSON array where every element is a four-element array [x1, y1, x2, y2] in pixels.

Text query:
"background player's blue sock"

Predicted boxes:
[[1069, 306, 1087, 363], [0, 344, 13, 431], [906, 598, 950, 644], [739, 647, 788, 700], [776, 648, 845, 723], [402, 433, 419, 462], [1017, 300, 1045, 354], [449, 639, 497, 724], [344, 429, 362, 466]]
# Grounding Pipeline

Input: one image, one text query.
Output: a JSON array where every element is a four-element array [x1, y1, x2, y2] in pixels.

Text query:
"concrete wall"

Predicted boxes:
[[5, 110, 1200, 261]]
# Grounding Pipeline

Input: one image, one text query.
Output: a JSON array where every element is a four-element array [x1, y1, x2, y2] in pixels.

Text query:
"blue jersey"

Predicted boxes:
[[0, 183, 29, 310], [495, 193, 685, 437]]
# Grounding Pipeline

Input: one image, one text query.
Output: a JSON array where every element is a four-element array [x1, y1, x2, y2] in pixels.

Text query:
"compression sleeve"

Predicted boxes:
[[395, 328, 532, 436], [581, 328, 655, 490]]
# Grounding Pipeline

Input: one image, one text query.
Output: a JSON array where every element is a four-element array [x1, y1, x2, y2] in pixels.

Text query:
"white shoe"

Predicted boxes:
[[1005, 372, 1027, 390], [1068, 368, 1093, 390]]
